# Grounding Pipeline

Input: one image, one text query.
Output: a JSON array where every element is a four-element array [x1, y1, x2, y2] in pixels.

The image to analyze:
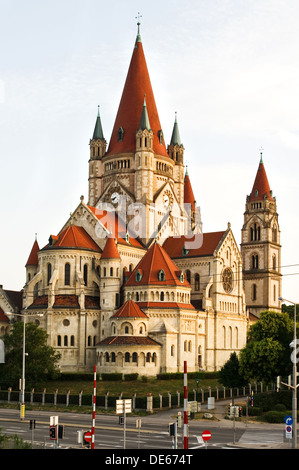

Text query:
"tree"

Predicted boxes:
[[0, 321, 60, 388], [219, 352, 246, 388], [239, 310, 294, 383]]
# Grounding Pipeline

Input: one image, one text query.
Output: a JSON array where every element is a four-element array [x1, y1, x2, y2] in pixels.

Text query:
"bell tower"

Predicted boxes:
[[88, 106, 107, 206], [241, 153, 282, 317]]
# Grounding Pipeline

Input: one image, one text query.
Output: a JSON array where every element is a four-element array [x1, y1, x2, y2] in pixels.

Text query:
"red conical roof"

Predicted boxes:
[[44, 226, 101, 252], [101, 234, 120, 259], [112, 299, 147, 318], [184, 171, 196, 211], [126, 241, 190, 287], [26, 239, 39, 266], [106, 32, 168, 157], [249, 158, 273, 201]]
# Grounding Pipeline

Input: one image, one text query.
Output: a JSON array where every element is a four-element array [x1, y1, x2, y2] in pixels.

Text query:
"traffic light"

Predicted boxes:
[[29, 419, 36, 430], [238, 407, 243, 417], [169, 422, 175, 437], [58, 425, 64, 439], [49, 425, 57, 440]]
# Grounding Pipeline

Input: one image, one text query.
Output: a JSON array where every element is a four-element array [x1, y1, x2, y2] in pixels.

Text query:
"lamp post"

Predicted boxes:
[[5, 310, 27, 419], [5, 310, 43, 420], [279, 296, 298, 449]]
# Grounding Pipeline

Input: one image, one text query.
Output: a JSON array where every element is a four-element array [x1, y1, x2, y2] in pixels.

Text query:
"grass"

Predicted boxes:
[[40, 377, 220, 397]]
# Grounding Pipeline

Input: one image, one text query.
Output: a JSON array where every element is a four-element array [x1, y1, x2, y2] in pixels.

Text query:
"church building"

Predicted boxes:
[[2, 23, 281, 375]]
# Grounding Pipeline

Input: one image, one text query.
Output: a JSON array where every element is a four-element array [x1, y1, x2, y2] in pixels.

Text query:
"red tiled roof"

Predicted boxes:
[[97, 335, 161, 346], [85, 296, 100, 308], [136, 302, 195, 310], [26, 240, 40, 266], [184, 173, 196, 211], [125, 241, 190, 287], [163, 232, 226, 258], [53, 295, 80, 308], [112, 300, 148, 318], [87, 206, 144, 248], [106, 37, 168, 158], [44, 225, 101, 252], [0, 306, 9, 322], [101, 234, 121, 259], [249, 159, 273, 202], [28, 295, 48, 308]]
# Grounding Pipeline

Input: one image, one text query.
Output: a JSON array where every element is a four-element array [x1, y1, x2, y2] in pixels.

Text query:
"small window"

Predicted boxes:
[[136, 270, 142, 282], [158, 269, 165, 281], [84, 264, 88, 286], [118, 127, 124, 141], [65, 263, 70, 285]]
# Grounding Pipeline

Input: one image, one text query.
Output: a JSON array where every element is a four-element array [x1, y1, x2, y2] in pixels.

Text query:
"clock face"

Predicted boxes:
[[111, 192, 120, 204], [163, 194, 169, 206]]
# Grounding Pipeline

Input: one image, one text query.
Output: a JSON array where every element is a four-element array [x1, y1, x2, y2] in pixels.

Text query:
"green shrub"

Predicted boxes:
[[124, 374, 138, 381], [248, 406, 263, 416], [101, 373, 122, 381], [262, 411, 285, 423]]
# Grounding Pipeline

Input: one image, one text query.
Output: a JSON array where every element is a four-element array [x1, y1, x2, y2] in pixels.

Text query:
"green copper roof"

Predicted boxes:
[[92, 105, 104, 140], [139, 97, 151, 130], [170, 112, 181, 146]]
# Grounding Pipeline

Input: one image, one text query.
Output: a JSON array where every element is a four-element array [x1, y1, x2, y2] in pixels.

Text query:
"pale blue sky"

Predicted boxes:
[[0, 0, 298, 302]]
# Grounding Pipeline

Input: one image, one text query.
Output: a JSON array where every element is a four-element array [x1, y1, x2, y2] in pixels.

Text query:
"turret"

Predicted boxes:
[[88, 106, 107, 206]]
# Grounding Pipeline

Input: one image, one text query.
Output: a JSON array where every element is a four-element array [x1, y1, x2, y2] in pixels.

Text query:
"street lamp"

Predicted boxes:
[[5, 310, 43, 420], [279, 296, 298, 449]]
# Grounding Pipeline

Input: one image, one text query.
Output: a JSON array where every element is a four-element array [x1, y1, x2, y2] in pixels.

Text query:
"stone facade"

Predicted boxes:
[[6, 25, 281, 375]]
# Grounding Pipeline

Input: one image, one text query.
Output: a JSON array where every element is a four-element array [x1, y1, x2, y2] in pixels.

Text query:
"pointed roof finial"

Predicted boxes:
[[135, 12, 142, 43], [259, 146, 264, 164], [139, 94, 151, 130], [170, 111, 182, 146], [92, 105, 104, 140]]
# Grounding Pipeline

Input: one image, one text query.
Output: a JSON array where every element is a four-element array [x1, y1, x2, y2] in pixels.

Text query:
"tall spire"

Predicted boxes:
[[249, 154, 273, 201], [106, 24, 168, 157], [139, 96, 151, 130], [170, 112, 181, 146], [92, 105, 104, 140], [135, 13, 142, 44]]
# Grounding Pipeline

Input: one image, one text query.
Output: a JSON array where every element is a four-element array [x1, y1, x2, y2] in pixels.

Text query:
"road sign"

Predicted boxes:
[[286, 425, 292, 439], [83, 431, 92, 443], [285, 415, 293, 425], [116, 399, 132, 414], [202, 430, 212, 441]]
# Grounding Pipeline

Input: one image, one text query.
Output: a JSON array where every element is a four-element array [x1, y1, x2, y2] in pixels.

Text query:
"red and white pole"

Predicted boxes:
[[91, 364, 96, 449], [183, 361, 188, 449]]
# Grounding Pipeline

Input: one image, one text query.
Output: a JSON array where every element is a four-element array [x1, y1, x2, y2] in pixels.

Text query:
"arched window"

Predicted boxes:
[[111, 352, 116, 362], [158, 269, 165, 281], [185, 270, 191, 284], [251, 223, 261, 241], [70, 335, 75, 346], [195, 273, 200, 291], [105, 352, 110, 363], [252, 284, 257, 301], [252, 255, 259, 269], [132, 352, 137, 363], [65, 263, 70, 285], [160, 291, 164, 301], [57, 335, 61, 346], [47, 263, 52, 285], [84, 264, 88, 286], [272, 226, 277, 242], [64, 335, 68, 346], [125, 352, 130, 363], [272, 254, 277, 270], [125, 326, 129, 334]]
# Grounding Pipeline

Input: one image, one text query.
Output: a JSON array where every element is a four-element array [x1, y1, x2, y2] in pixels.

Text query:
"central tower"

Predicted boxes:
[[88, 23, 193, 245]]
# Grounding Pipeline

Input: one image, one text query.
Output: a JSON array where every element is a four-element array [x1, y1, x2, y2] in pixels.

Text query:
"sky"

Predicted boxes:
[[0, 0, 298, 303]]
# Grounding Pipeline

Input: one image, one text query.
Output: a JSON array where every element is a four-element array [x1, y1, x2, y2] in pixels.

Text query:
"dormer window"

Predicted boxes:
[[158, 269, 165, 281], [158, 129, 163, 144], [136, 270, 142, 282], [179, 272, 184, 283], [118, 127, 124, 142]]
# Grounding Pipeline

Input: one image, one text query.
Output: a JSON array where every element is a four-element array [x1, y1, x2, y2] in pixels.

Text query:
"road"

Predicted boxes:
[[0, 407, 289, 450]]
